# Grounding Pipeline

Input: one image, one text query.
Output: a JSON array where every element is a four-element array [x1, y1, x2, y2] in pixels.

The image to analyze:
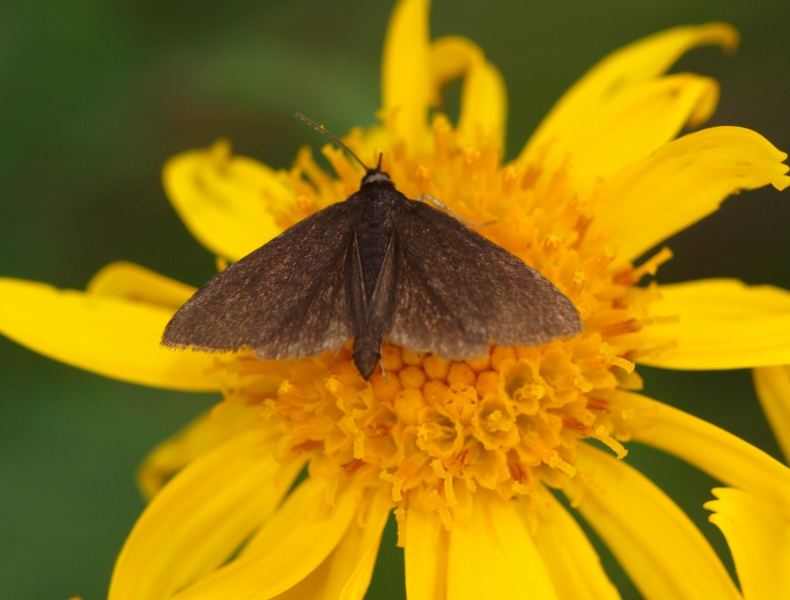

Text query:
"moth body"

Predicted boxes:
[[162, 168, 583, 379]]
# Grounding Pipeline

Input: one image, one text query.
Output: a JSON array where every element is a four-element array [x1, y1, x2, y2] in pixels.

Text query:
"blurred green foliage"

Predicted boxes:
[[0, 1, 788, 598]]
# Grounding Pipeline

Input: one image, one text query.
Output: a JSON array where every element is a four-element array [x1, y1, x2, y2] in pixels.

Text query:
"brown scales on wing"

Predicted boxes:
[[163, 168, 582, 380]]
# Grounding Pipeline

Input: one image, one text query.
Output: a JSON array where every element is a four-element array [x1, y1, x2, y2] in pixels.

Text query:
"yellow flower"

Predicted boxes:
[[1, 0, 790, 598]]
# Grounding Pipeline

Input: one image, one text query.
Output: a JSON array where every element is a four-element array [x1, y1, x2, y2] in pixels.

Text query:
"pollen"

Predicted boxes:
[[242, 116, 677, 530]]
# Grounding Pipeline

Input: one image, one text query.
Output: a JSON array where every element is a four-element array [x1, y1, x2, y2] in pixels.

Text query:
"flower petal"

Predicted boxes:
[[597, 127, 790, 266], [520, 23, 738, 166], [619, 390, 790, 509], [705, 488, 790, 600], [447, 490, 559, 600], [634, 279, 790, 370], [552, 74, 720, 197], [532, 497, 621, 600], [753, 365, 790, 462], [382, 0, 431, 151], [137, 402, 262, 500], [109, 429, 302, 600], [569, 443, 741, 600], [430, 36, 507, 151], [173, 478, 357, 600], [0, 277, 226, 391], [270, 487, 391, 600], [163, 140, 293, 262], [87, 261, 196, 310], [269, 561, 332, 600], [405, 506, 448, 600], [326, 487, 392, 600]]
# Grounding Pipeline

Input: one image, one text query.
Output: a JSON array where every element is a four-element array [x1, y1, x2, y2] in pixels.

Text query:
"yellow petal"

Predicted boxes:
[[173, 478, 357, 600], [327, 487, 392, 600], [405, 506, 448, 600], [621, 390, 790, 509], [109, 429, 302, 600], [706, 488, 790, 600], [382, 0, 431, 151], [137, 402, 262, 500], [430, 36, 507, 151], [270, 487, 391, 600], [163, 140, 293, 262], [598, 127, 789, 266], [554, 74, 719, 197], [0, 277, 226, 391], [521, 23, 738, 164], [87, 261, 196, 310], [753, 365, 790, 462], [269, 560, 332, 600], [569, 443, 741, 600], [634, 279, 790, 370], [447, 490, 559, 600], [532, 497, 621, 600]]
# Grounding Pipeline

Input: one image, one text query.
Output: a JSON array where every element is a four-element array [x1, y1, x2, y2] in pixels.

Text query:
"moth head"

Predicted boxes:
[[361, 152, 392, 186], [361, 168, 393, 186]]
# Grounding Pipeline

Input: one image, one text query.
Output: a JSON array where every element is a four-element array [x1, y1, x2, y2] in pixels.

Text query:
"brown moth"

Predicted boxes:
[[162, 118, 582, 379]]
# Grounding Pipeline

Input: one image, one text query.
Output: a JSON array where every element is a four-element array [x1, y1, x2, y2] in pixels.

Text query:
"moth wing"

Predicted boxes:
[[163, 202, 354, 359], [387, 201, 582, 358]]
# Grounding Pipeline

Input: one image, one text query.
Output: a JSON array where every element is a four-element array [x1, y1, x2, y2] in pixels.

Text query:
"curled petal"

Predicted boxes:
[[619, 391, 790, 511], [109, 430, 302, 600], [555, 74, 720, 196], [382, 0, 432, 151], [447, 490, 558, 600], [569, 443, 741, 600], [430, 36, 507, 151], [88, 261, 195, 310], [599, 128, 789, 266], [532, 497, 621, 600], [635, 279, 790, 370], [521, 22, 738, 167], [173, 478, 357, 600], [753, 365, 790, 462], [163, 140, 293, 262], [706, 488, 790, 600], [0, 277, 225, 391]]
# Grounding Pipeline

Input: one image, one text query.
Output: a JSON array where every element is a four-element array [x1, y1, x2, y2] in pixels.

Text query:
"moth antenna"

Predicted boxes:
[[417, 193, 496, 227], [376, 153, 383, 170], [295, 113, 369, 171]]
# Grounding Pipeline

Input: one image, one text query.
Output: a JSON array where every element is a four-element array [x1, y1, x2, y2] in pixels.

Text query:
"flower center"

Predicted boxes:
[[220, 114, 677, 528]]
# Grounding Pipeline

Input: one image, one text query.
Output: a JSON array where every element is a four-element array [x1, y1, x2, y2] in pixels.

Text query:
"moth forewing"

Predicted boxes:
[[161, 202, 355, 359]]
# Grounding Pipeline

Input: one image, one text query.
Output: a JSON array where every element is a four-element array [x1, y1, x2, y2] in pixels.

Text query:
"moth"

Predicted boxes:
[[162, 116, 582, 379]]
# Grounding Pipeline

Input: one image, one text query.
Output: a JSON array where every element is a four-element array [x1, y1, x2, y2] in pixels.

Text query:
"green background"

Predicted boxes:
[[1, 1, 789, 598]]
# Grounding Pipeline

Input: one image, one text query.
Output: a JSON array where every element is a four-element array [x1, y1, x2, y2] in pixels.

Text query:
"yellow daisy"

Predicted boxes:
[[1, 0, 790, 598]]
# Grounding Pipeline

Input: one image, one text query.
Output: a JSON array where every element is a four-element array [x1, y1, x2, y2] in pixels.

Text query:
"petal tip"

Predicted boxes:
[[701, 22, 740, 54]]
